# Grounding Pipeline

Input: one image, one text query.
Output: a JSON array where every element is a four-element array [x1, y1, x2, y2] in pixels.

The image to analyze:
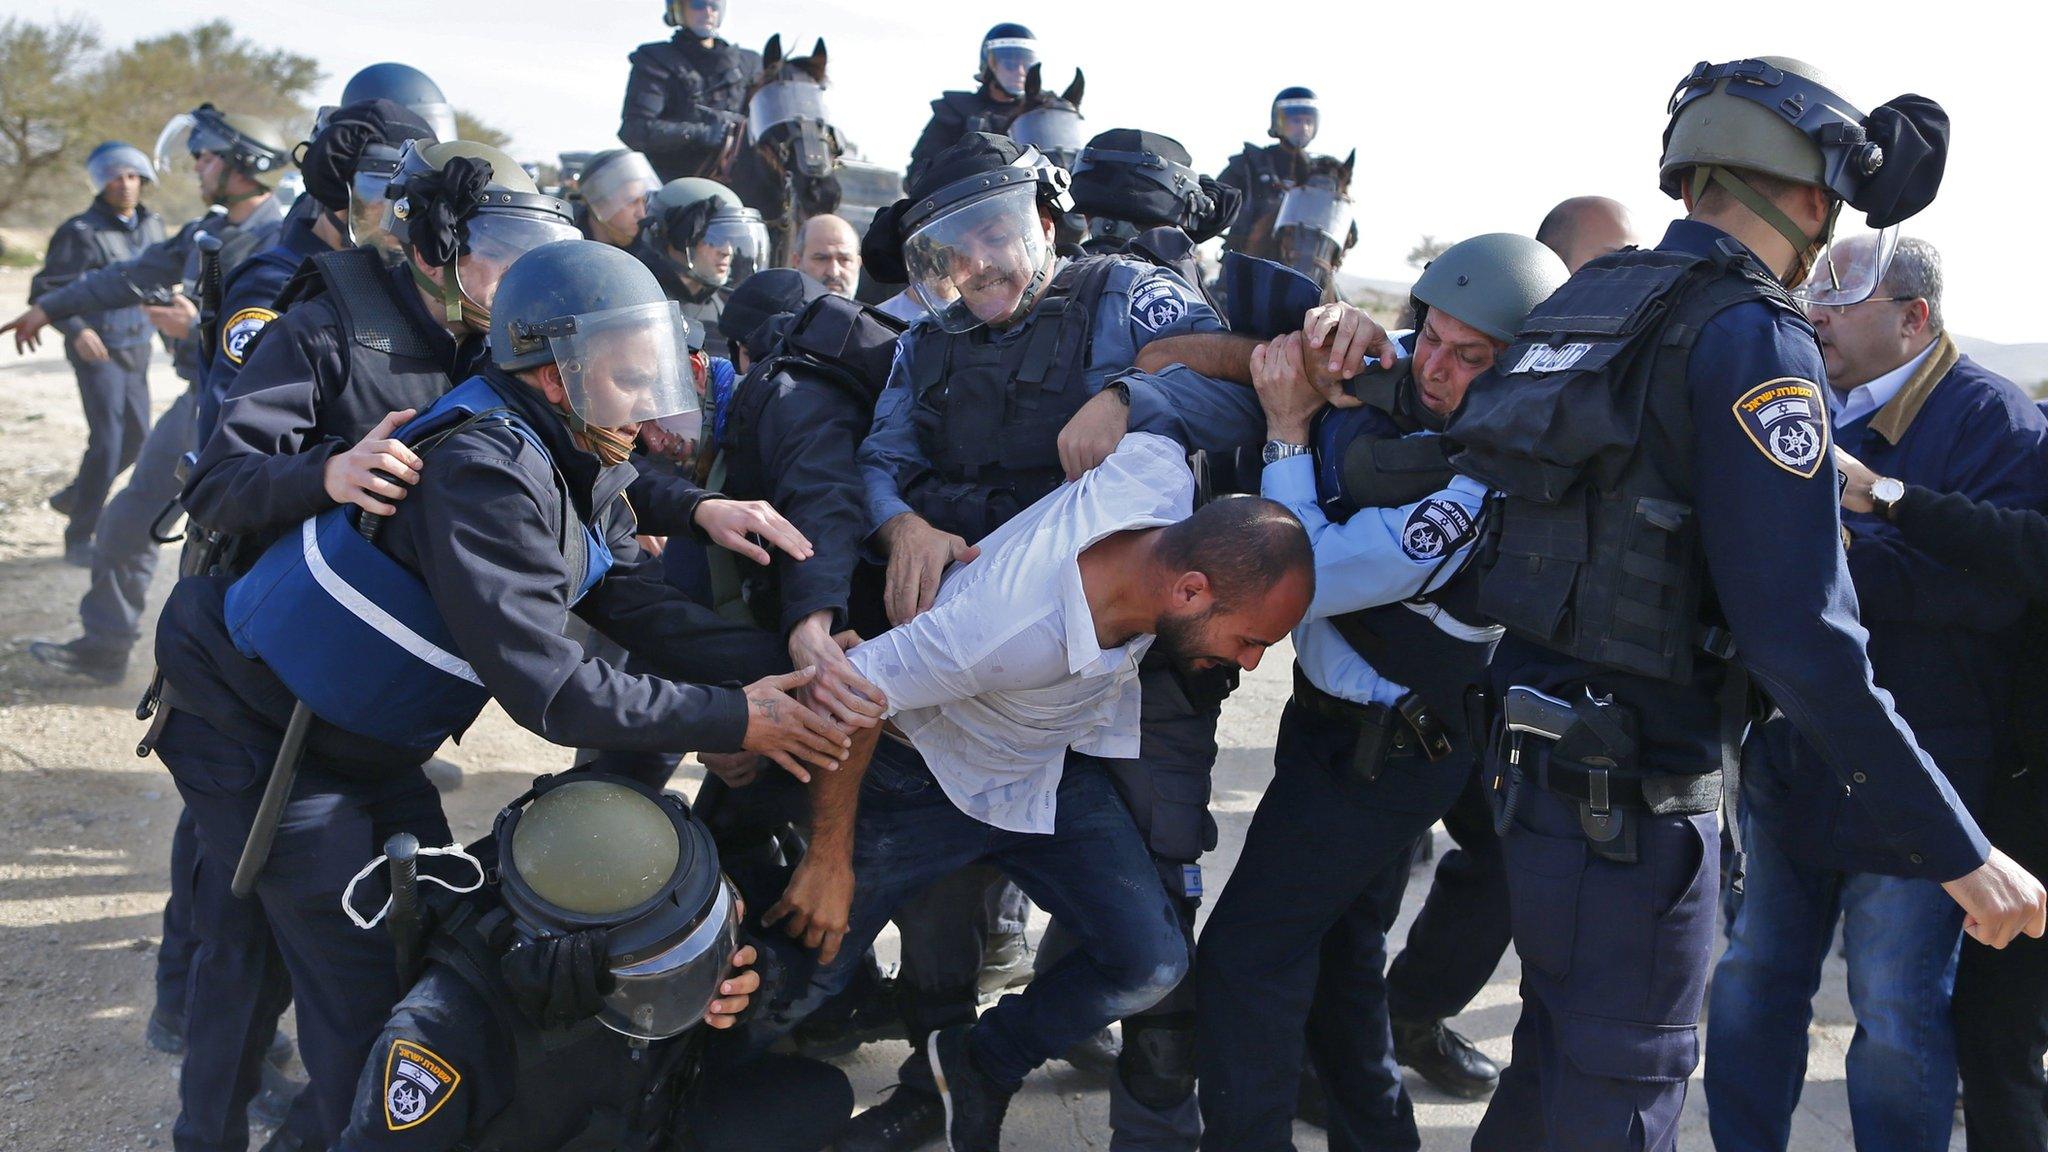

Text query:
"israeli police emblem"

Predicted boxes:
[[1732, 377, 1829, 479], [1128, 276, 1189, 333], [1401, 497, 1475, 562], [222, 306, 278, 366], [383, 1038, 459, 1131]]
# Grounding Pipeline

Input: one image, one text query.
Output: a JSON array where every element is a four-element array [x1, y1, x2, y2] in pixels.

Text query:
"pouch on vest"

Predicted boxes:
[[223, 378, 613, 752]]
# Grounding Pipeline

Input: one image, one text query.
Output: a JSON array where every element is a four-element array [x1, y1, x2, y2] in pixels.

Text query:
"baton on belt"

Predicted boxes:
[[384, 833, 424, 985]]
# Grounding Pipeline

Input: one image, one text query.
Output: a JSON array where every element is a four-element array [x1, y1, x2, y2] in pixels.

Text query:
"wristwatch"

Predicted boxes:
[[1262, 440, 1310, 465], [1870, 476, 1906, 520]]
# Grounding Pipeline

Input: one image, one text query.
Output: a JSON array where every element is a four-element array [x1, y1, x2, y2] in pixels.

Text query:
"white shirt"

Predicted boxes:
[[1830, 339, 1939, 427], [848, 433, 1194, 834]]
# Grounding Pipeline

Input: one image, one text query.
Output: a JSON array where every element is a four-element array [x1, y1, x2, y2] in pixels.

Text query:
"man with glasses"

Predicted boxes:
[[621, 0, 762, 183], [1706, 234, 2048, 1152]]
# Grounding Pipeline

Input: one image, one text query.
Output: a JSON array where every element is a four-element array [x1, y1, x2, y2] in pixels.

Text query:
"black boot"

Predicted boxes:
[[928, 1025, 1014, 1152], [144, 1006, 184, 1055], [1391, 1017, 1499, 1100], [835, 1084, 947, 1152], [28, 637, 127, 684], [1296, 1058, 1327, 1129]]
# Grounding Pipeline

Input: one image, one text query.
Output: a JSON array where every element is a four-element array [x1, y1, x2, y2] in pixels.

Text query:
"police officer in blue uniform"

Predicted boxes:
[[323, 62, 459, 144], [332, 773, 851, 1152], [571, 148, 662, 249], [1216, 88, 1331, 257], [1435, 57, 2048, 1149], [31, 142, 166, 565], [854, 133, 1247, 1152], [905, 24, 1042, 189], [148, 239, 867, 1149], [13, 104, 291, 685], [1185, 234, 1566, 1152], [620, 0, 763, 183]]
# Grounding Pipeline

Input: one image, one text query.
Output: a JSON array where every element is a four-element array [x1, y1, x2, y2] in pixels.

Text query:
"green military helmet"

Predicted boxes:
[[1411, 233, 1569, 344], [381, 139, 578, 326], [154, 104, 295, 190], [1659, 56, 1844, 199], [507, 778, 683, 914]]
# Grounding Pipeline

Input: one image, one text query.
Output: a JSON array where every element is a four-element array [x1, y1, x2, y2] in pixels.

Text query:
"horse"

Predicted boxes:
[[1237, 150, 1358, 301], [1005, 64, 1087, 167], [724, 35, 846, 265]]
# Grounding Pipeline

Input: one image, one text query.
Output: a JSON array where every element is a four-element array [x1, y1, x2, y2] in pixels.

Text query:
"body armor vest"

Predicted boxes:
[[69, 204, 165, 347], [1448, 241, 1798, 684], [941, 89, 1022, 138], [279, 245, 463, 436], [904, 256, 1119, 540]]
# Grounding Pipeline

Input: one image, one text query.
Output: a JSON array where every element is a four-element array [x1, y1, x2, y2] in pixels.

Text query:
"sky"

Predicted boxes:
[[75, 0, 2047, 343]]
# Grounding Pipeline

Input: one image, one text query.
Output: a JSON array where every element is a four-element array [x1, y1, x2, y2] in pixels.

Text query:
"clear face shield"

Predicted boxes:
[[983, 39, 1038, 97], [673, 0, 724, 38], [681, 209, 769, 289], [1273, 101, 1319, 149], [154, 112, 245, 197], [904, 183, 1052, 333], [580, 153, 661, 236], [1790, 219, 1900, 307], [1008, 108, 1087, 171], [601, 878, 739, 1040], [347, 145, 406, 253], [387, 202, 582, 324], [542, 300, 701, 429]]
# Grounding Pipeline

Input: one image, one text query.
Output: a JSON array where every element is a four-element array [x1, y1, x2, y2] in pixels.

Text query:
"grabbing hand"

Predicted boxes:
[[762, 855, 856, 964], [323, 409, 424, 516], [142, 294, 198, 340], [694, 498, 813, 566], [2, 305, 51, 354], [1833, 446, 1879, 514], [1251, 333, 1326, 444], [1302, 302, 1397, 405], [741, 666, 853, 782], [878, 513, 979, 626], [1057, 387, 1132, 480], [787, 611, 886, 730], [1944, 847, 2048, 949], [703, 923, 761, 1029], [72, 328, 110, 364], [635, 533, 667, 558]]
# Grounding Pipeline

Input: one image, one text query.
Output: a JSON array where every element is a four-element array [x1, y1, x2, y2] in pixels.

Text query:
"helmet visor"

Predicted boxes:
[[600, 878, 737, 1041], [1008, 108, 1087, 170], [1274, 101, 1319, 149], [1793, 221, 1901, 307], [1274, 186, 1353, 247], [87, 145, 156, 193], [748, 80, 830, 144], [581, 153, 661, 233], [689, 210, 770, 288], [439, 211, 582, 301], [152, 113, 202, 185], [347, 145, 406, 252], [984, 38, 1038, 96], [903, 183, 1051, 333], [547, 300, 701, 427], [680, 0, 724, 38]]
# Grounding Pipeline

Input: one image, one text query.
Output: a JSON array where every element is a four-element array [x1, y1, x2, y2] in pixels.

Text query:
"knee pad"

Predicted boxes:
[[1119, 1010, 1198, 1110]]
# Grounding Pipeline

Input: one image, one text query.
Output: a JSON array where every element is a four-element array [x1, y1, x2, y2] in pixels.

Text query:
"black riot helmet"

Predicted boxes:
[[294, 99, 438, 252], [381, 140, 580, 329], [1072, 128, 1241, 244], [720, 267, 829, 362], [494, 774, 738, 1041], [334, 62, 458, 143], [885, 133, 1072, 332], [979, 23, 1039, 97], [1269, 86, 1319, 149]]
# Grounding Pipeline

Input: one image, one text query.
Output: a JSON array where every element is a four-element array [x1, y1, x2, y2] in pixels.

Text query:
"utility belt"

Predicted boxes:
[[1486, 683, 1723, 865], [1290, 664, 1453, 785]]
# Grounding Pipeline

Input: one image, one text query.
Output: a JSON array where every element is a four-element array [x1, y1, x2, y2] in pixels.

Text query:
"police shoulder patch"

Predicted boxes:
[[1128, 274, 1189, 333], [221, 306, 279, 366], [383, 1038, 459, 1131], [1731, 377, 1829, 479], [1400, 497, 1476, 562]]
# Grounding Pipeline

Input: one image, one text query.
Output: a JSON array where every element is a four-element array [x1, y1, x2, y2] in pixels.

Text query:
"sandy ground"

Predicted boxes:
[[0, 265, 1950, 1149]]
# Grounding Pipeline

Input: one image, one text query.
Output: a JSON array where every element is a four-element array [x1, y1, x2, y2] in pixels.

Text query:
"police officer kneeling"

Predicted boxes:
[[150, 239, 866, 1130], [334, 772, 852, 1151]]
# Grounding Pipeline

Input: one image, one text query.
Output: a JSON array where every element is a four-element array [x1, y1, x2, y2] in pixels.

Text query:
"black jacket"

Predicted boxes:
[[30, 196, 165, 351], [618, 34, 763, 182]]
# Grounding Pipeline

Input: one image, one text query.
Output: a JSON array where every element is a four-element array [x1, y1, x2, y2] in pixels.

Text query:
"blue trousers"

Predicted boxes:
[[62, 341, 152, 551], [1705, 808, 1962, 1152], [157, 710, 450, 1148], [1385, 762, 1513, 1024], [1472, 781, 1718, 1152], [1195, 699, 1467, 1152], [79, 387, 192, 652], [745, 739, 1188, 1090]]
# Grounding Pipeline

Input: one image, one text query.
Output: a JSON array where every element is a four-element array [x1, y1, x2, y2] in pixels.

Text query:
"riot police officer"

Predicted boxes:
[[620, 0, 763, 182], [1436, 58, 2047, 1149], [31, 141, 166, 565], [634, 177, 769, 351], [573, 148, 662, 248], [904, 23, 1042, 189], [9, 104, 293, 685], [332, 773, 852, 1152], [1192, 234, 1567, 1152], [148, 238, 866, 1148], [322, 62, 459, 145], [1217, 87, 1332, 257], [1070, 128, 1242, 302]]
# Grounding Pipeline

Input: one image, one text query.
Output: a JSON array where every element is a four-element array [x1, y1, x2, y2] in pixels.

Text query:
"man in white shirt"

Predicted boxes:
[[747, 432, 1314, 1151]]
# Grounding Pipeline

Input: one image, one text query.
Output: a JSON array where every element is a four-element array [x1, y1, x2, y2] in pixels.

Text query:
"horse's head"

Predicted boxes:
[[743, 34, 843, 218], [1007, 64, 1088, 169], [1273, 149, 1358, 297]]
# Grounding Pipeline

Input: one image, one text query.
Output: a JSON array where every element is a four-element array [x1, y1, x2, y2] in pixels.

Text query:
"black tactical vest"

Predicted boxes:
[[904, 256, 1118, 540], [280, 247, 464, 441], [1448, 241, 1799, 685]]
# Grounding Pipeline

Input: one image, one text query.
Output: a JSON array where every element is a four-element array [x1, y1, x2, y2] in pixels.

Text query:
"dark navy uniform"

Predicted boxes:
[[31, 195, 165, 554], [151, 368, 787, 1146], [1441, 219, 1991, 1151], [1215, 143, 1324, 256], [905, 90, 1023, 190], [619, 32, 763, 182], [194, 198, 330, 446]]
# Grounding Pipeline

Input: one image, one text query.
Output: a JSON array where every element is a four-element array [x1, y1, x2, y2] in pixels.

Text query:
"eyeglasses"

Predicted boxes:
[[1805, 294, 1920, 311]]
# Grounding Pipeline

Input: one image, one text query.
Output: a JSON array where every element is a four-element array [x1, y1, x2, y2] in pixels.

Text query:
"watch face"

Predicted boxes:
[[1873, 477, 1905, 503]]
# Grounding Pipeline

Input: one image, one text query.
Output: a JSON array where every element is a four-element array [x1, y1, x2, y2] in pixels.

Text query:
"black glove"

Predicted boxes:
[[298, 98, 436, 212], [1185, 175, 1244, 244], [860, 199, 910, 285], [404, 155, 495, 268], [500, 928, 615, 1029], [1856, 95, 1948, 228]]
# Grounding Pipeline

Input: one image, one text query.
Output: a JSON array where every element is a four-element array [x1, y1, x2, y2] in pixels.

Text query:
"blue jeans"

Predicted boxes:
[[1705, 809, 1963, 1152], [744, 739, 1188, 1089]]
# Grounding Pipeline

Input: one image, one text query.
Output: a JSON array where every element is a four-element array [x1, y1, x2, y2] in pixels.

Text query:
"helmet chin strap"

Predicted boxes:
[[1004, 247, 1057, 325], [554, 399, 637, 466], [1700, 165, 1839, 288], [410, 257, 491, 331]]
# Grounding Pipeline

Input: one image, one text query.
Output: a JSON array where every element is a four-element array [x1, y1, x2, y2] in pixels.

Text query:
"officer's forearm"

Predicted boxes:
[[1137, 332, 1258, 383], [807, 724, 881, 866], [1894, 485, 2048, 599]]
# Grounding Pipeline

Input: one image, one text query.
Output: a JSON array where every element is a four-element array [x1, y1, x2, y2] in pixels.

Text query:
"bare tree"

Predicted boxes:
[[0, 17, 103, 220], [1406, 234, 1450, 270], [452, 109, 513, 150]]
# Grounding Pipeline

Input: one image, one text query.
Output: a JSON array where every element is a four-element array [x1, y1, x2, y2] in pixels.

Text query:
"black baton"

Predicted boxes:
[[384, 833, 423, 986], [231, 700, 314, 898]]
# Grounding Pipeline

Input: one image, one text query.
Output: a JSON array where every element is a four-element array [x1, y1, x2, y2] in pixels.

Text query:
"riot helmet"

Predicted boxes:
[[294, 99, 438, 254], [154, 105, 293, 203], [1072, 129, 1241, 243], [326, 63, 458, 144], [1661, 57, 1947, 299], [495, 774, 737, 1041], [895, 133, 1072, 332], [1270, 87, 1320, 150], [665, 0, 726, 39], [979, 23, 1039, 98], [493, 239, 700, 464], [1410, 232, 1569, 344], [381, 140, 580, 329], [579, 149, 662, 245], [720, 267, 829, 362], [85, 142, 155, 208], [646, 178, 768, 292]]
